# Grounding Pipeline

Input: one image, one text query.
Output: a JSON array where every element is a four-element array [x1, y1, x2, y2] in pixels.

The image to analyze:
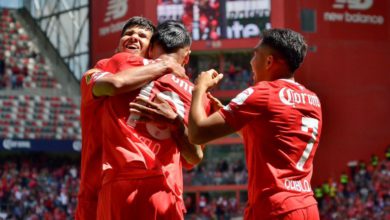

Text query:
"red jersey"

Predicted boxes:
[[76, 58, 111, 220], [219, 79, 322, 219], [98, 52, 210, 206]]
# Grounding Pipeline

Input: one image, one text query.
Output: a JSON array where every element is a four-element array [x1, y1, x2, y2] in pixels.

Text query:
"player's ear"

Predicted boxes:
[[147, 44, 153, 58], [183, 49, 191, 66], [265, 55, 274, 70]]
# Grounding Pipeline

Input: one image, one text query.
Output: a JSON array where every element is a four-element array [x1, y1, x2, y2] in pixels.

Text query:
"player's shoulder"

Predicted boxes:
[[94, 58, 109, 69], [158, 74, 194, 86], [265, 79, 311, 92], [156, 74, 194, 95], [110, 52, 147, 64], [278, 79, 318, 96], [247, 81, 272, 95]]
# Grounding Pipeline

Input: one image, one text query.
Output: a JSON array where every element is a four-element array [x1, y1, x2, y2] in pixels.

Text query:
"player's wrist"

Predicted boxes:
[[193, 84, 208, 93], [170, 115, 185, 135]]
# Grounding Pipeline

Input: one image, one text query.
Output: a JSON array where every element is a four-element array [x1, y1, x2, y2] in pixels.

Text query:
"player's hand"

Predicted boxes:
[[159, 58, 187, 79], [129, 95, 180, 129], [195, 69, 223, 90], [207, 92, 224, 113]]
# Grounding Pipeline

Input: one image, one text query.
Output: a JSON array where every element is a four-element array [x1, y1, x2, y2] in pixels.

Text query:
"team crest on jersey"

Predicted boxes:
[[84, 68, 100, 84], [85, 70, 111, 85]]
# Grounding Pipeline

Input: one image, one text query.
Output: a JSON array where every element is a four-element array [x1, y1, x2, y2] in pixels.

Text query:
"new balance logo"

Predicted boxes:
[[104, 0, 128, 22], [333, 0, 373, 10]]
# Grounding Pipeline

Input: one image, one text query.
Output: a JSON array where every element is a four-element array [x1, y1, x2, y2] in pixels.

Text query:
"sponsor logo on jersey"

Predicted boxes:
[[278, 87, 320, 107]]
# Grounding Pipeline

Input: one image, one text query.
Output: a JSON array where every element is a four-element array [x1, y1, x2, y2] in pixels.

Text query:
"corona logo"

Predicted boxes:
[[278, 88, 321, 107], [333, 0, 373, 11]]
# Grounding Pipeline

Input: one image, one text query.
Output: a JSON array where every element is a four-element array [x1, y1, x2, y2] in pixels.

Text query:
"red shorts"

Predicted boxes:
[[75, 198, 97, 220], [277, 205, 319, 220], [97, 175, 184, 220]]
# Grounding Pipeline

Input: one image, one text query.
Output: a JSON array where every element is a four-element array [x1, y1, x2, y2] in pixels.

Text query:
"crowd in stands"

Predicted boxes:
[[0, 154, 79, 220], [0, 9, 59, 90], [187, 62, 253, 92], [217, 64, 252, 91], [184, 193, 244, 220], [315, 150, 390, 220], [184, 158, 247, 186], [0, 147, 389, 219]]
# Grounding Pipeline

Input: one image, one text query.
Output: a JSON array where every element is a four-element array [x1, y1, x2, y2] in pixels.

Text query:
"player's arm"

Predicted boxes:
[[93, 59, 186, 97], [171, 117, 204, 165], [129, 96, 203, 165], [205, 92, 243, 137], [188, 70, 237, 145]]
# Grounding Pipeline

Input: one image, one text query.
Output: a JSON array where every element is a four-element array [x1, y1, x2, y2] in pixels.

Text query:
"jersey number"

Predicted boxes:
[[296, 117, 319, 171]]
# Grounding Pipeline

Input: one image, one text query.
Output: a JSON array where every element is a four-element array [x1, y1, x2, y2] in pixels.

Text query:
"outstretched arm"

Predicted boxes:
[[188, 70, 236, 145], [93, 58, 186, 97]]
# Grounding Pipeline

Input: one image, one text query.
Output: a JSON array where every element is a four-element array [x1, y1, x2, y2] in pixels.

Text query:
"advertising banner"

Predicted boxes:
[[90, 0, 131, 66], [319, 0, 388, 40], [157, 0, 270, 41], [0, 139, 81, 152]]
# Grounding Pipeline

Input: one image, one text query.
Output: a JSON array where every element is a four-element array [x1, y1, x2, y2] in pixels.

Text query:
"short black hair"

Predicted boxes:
[[151, 20, 192, 53], [121, 16, 156, 36], [261, 28, 307, 73]]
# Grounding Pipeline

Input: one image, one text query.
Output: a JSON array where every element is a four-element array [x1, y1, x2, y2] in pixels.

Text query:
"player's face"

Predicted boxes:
[[118, 26, 153, 57], [250, 41, 268, 83]]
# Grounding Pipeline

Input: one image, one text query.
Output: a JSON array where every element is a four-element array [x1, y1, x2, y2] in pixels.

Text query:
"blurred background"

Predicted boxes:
[[0, 0, 389, 219]]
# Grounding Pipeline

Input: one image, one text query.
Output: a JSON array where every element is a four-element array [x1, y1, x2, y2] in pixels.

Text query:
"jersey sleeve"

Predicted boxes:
[[218, 83, 270, 130], [81, 53, 148, 104], [80, 68, 113, 105]]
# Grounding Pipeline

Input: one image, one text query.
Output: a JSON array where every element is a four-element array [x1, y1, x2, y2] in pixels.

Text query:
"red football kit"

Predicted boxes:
[[92, 52, 209, 219], [218, 79, 322, 219], [76, 59, 111, 220]]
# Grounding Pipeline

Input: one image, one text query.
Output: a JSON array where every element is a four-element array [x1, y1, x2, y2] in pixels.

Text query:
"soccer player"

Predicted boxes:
[[76, 17, 186, 220], [188, 29, 323, 219], [94, 21, 208, 219]]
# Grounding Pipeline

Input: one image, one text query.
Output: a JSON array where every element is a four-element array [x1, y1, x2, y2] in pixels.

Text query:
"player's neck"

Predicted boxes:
[[158, 54, 181, 65]]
